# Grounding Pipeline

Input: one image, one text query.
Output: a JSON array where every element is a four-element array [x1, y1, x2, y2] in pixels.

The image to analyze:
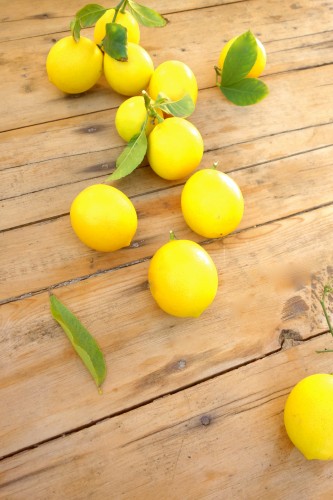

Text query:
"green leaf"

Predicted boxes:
[[127, 0, 168, 27], [70, 19, 81, 42], [70, 4, 107, 41], [222, 31, 258, 87], [157, 94, 195, 118], [106, 122, 148, 181], [220, 78, 269, 106], [50, 294, 106, 392], [103, 22, 128, 61], [76, 4, 107, 28]]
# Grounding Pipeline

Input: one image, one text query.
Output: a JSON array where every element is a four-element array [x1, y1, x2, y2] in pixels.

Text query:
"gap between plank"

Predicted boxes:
[[0, 60, 331, 134], [1, 199, 333, 307], [0, 328, 329, 463]]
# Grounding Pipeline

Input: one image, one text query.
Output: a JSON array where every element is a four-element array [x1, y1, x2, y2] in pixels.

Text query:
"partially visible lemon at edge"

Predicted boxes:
[[284, 373, 333, 460]]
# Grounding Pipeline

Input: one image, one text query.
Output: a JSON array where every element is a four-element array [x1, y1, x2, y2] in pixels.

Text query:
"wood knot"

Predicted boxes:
[[177, 359, 186, 370], [200, 415, 211, 426]]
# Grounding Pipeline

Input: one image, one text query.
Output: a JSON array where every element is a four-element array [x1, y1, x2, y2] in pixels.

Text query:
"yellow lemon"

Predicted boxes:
[[115, 96, 163, 142], [147, 117, 204, 180], [181, 168, 244, 238], [70, 184, 137, 252], [284, 373, 333, 460], [148, 60, 198, 108], [46, 36, 103, 94], [148, 238, 218, 317], [104, 43, 154, 96]]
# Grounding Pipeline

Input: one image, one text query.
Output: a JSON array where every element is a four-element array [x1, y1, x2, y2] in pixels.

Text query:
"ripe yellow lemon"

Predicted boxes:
[[115, 96, 163, 142], [181, 168, 244, 238], [147, 117, 204, 180], [218, 35, 266, 78], [148, 238, 218, 317], [70, 184, 137, 252], [104, 43, 154, 96], [46, 36, 103, 94], [148, 60, 198, 108], [94, 8, 140, 46], [284, 373, 333, 460]]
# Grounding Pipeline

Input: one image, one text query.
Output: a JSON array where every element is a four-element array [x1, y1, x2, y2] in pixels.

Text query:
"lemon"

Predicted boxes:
[[94, 8, 140, 46], [284, 373, 333, 460], [218, 35, 266, 78], [181, 168, 244, 238], [46, 36, 103, 94], [148, 237, 218, 318], [115, 96, 163, 142], [104, 43, 154, 96], [147, 117, 204, 180], [148, 60, 198, 108], [70, 184, 137, 252]]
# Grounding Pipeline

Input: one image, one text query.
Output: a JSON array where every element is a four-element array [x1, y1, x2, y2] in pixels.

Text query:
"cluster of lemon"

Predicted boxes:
[[46, 6, 250, 319], [46, 7, 333, 463]]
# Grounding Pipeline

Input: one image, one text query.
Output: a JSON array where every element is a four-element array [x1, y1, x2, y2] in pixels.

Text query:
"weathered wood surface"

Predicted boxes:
[[1, 0, 333, 497], [1, 204, 333, 457], [2, 335, 333, 499]]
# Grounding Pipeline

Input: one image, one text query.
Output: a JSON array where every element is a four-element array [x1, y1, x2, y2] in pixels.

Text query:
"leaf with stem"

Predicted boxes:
[[50, 294, 107, 392], [106, 117, 148, 181], [155, 93, 195, 117]]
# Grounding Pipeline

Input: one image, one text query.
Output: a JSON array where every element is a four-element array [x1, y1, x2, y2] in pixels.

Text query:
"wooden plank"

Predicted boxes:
[[1, 204, 333, 456], [1, 334, 333, 498], [0, 0, 235, 42], [1, 117, 333, 231], [2, 126, 333, 231], [1, 135, 333, 301], [0, 0, 332, 131]]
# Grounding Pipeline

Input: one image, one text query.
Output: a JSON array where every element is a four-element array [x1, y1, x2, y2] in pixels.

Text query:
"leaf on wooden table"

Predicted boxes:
[[220, 78, 269, 106], [50, 294, 106, 392]]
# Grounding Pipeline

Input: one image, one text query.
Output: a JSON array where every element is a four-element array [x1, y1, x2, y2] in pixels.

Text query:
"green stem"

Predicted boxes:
[[112, 0, 127, 22], [320, 293, 333, 337], [120, 0, 128, 13], [214, 65, 222, 86], [142, 90, 164, 124], [169, 230, 177, 241]]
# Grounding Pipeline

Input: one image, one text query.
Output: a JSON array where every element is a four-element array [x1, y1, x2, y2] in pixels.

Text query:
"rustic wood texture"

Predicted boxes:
[[1, 0, 333, 497], [2, 335, 333, 499]]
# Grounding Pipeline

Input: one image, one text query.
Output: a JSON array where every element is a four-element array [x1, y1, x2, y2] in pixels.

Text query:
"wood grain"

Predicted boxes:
[[1, 334, 333, 499], [1, 0, 333, 494], [1, 138, 333, 301], [1, 204, 333, 456], [0, 0, 235, 42]]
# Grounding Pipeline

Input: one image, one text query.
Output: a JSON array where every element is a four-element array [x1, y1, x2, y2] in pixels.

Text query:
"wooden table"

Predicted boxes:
[[1, 0, 333, 497]]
